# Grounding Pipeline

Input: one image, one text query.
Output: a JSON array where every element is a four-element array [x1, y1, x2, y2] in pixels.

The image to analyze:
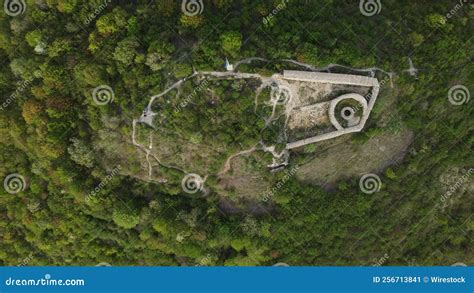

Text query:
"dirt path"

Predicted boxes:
[[218, 144, 260, 176]]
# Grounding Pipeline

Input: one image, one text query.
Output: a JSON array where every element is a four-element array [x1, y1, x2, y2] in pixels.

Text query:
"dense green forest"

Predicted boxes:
[[0, 0, 472, 266]]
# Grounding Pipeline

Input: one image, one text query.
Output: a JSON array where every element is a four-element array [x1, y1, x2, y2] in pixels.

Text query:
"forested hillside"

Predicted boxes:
[[0, 0, 472, 266]]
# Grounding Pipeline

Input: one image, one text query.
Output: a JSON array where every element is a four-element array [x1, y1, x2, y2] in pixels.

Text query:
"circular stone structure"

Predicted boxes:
[[329, 93, 368, 130]]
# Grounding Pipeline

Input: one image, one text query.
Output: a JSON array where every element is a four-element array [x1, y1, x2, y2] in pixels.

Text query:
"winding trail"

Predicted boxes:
[[148, 73, 199, 108], [133, 69, 287, 178], [219, 144, 260, 176], [132, 119, 187, 179], [234, 57, 269, 70]]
